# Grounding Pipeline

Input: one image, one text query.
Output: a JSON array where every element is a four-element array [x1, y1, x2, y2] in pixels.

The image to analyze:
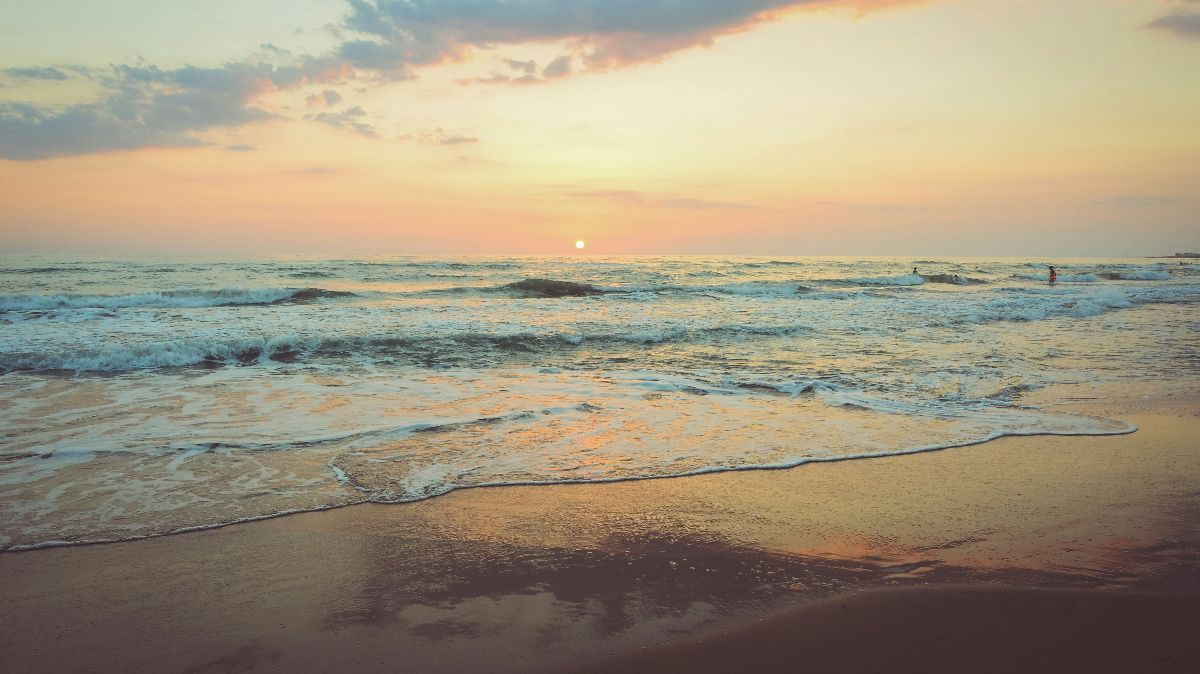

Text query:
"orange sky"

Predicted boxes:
[[1, 0, 1198, 255]]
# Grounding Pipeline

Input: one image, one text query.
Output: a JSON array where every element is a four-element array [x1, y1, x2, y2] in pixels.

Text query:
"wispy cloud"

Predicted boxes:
[[815, 200, 929, 213], [306, 105, 378, 137], [305, 89, 344, 107], [541, 55, 573, 79], [1146, 2, 1200, 41], [291, 166, 344, 175], [571, 189, 755, 210], [504, 58, 537, 74], [3, 66, 71, 81], [1146, 13, 1200, 40], [400, 128, 480, 145], [1093, 195, 1182, 208]]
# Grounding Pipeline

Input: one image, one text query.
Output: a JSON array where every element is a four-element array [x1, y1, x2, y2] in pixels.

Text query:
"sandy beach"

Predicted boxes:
[[1, 390, 1196, 673]]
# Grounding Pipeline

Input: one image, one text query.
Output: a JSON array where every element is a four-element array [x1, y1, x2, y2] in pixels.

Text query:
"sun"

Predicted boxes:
[[575, 240, 585, 249]]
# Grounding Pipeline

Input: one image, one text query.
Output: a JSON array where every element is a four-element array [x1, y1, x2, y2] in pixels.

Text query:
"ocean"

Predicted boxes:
[[1, 255, 1197, 551]]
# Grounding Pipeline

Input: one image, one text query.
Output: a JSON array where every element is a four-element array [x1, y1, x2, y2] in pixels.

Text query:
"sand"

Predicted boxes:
[[569, 586, 1200, 674], [0, 393, 1196, 673]]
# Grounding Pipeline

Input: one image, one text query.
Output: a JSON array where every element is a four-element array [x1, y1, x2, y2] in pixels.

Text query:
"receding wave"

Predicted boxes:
[[0, 287, 356, 311], [0, 376, 1136, 551]]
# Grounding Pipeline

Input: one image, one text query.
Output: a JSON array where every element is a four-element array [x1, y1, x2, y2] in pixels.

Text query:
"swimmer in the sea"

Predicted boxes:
[[1048, 265, 1057, 284]]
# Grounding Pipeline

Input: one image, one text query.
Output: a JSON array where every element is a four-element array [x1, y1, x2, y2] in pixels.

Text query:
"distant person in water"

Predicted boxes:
[[1048, 265, 1057, 284], [912, 267, 919, 275]]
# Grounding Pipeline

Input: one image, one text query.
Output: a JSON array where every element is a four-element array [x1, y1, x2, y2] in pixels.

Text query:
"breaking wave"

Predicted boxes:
[[6, 284, 1193, 373], [921, 273, 987, 285], [1014, 273, 1100, 283], [849, 273, 925, 286], [0, 324, 814, 373], [502, 278, 604, 297], [1099, 270, 1171, 281]]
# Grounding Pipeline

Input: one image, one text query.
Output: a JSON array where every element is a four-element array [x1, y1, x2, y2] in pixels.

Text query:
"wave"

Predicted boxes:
[[0, 382, 1136, 552], [412, 278, 809, 299], [921, 273, 986, 285], [849, 273, 925, 286], [609, 281, 813, 297], [8, 284, 1188, 372], [0, 323, 816, 373], [0, 287, 356, 311], [0, 336, 308, 371], [496, 278, 810, 298], [502, 278, 604, 297], [337, 260, 520, 271], [416, 275, 986, 298], [285, 270, 337, 279], [1014, 273, 1100, 283], [947, 287, 1140, 324], [1099, 270, 1171, 281], [285, 288, 356, 302], [1018, 270, 1170, 283], [408, 278, 606, 298], [1, 266, 97, 275]]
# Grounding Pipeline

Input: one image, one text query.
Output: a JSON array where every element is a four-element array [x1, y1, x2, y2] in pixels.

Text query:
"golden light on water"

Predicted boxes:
[[576, 240, 586, 249]]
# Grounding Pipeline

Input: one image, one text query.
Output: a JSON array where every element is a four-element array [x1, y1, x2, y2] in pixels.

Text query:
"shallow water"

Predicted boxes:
[[1, 255, 1197, 549]]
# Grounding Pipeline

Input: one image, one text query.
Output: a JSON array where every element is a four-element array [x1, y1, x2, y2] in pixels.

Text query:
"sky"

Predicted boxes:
[[0, 0, 1197, 256]]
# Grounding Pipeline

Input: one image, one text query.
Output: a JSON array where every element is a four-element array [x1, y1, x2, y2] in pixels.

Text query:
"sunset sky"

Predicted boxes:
[[1, 0, 1197, 255]]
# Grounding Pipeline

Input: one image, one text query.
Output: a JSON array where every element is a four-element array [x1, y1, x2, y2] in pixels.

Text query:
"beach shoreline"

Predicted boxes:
[[1, 391, 1196, 672]]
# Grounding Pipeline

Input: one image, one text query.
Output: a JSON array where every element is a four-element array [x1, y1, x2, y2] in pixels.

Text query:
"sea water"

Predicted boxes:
[[1, 255, 1197, 549]]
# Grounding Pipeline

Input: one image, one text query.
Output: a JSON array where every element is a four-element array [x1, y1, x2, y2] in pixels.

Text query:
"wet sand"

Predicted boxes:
[[0, 393, 1196, 673], [571, 586, 1200, 674]]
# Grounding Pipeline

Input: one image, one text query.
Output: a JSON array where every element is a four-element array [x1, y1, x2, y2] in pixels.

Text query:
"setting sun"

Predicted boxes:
[[575, 240, 585, 249]]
